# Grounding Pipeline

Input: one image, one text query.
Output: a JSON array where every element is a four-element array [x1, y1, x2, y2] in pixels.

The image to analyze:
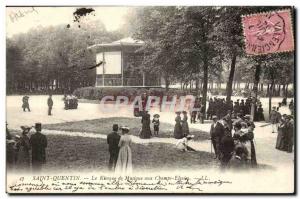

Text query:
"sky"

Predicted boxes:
[[6, 7, 130, 37]]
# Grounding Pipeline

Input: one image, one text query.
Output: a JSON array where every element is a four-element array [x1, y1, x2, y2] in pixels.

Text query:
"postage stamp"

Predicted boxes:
[[242, 9, 294, 55]]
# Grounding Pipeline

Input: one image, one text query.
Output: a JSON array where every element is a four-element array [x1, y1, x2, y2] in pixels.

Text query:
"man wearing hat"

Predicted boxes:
[[210, 115, 225, 159], [244, 115, 255, 130], [107, 124, 121, 170], [6, 132, 16, 169], [6, 122, 12, 140], [233, 102, 240, 115], [223, 110, 233, 132], [30, 123, 47, 172], [47, 94, 53, 116], [198, 104, 205, 124]]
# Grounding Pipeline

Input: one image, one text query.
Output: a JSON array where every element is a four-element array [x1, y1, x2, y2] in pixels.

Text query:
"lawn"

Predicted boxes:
[[43, 117, 210, 141], [7, 132, 272, 172], [40, 134, 218, 172]]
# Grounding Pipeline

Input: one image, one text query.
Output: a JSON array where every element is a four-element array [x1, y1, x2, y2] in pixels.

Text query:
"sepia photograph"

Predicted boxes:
[[5, 6, 295, 194]]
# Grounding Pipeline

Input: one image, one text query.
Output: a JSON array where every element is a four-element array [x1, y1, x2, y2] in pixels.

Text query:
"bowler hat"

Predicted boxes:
[[35, 123, 42, 131], [112, 124, 118, 131]]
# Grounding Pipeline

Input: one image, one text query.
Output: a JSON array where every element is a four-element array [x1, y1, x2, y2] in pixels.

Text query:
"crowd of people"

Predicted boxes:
[[275, 114, 294, 153], [206, 97, 265, 121], [9, 93, 294, 172], [269, 103, 294, 153], [209, 114, 257, 169], [63, 94, 78, 110], [21, 94, 78, 116], [188, 96, 265, 124], [6, 123, 48, 172]]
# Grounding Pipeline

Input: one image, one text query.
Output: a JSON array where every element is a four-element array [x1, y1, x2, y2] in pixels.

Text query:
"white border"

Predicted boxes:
[[1, 1, 299, 199]]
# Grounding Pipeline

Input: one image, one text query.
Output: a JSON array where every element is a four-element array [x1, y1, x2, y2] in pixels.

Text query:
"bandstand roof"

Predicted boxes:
[[87, 37, 144, 51]]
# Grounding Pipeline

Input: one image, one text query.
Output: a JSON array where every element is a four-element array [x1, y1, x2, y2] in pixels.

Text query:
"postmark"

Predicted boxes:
[[242, 10, 294, 55]]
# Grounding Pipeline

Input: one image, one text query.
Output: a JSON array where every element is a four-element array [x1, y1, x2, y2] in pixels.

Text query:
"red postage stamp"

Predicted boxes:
[[242, 10, 294, 55]]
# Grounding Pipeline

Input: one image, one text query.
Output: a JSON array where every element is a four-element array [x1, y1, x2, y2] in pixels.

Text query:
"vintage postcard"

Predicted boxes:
[[6, 6, 295, 194]]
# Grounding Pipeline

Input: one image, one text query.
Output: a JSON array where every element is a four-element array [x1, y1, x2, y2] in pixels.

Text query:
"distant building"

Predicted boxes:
[[88, 37, 161, 87]]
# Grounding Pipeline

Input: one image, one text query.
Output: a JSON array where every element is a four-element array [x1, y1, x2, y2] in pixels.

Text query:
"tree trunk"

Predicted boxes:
[[269, 79, 275, 115], [164, 74, 170, 92], [251, 63, 261, 121], [202, 54, 209, 115], [260, 83, 264, 91], [226, 53, 237, 104], [200, 81, 203, 91], [195, 79, 199, 95]]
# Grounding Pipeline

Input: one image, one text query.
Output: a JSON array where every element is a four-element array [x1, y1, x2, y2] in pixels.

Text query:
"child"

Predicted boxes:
[[176, 135, 196, 152], [152, 114, 160, 136]]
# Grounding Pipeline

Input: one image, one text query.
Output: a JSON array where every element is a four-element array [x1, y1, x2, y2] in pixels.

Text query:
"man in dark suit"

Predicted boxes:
[[210, 116, 225, 159], [107, 124, 120, 171], [30, 123, 47, 172], [47, 94, 53, 116], [219, 121, 234, 168]]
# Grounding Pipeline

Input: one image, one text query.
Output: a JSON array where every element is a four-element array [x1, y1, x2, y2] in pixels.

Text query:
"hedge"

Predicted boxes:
[[73, 87, 194, 101], [73, 86, 294, 101]]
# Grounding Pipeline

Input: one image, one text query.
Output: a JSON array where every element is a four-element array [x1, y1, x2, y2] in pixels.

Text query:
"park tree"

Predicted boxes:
[[166, 6, 221, 111], [262, 53, 294, 115], [215, 6, 293, 106], [134, 7, 222, 113], [214, 7, 246, 104], [133, 7, 181, 91], [6, 19, 122, 94]]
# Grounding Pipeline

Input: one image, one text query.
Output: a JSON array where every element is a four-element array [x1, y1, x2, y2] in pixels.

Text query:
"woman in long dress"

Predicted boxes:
[[233, 122, 257, 167], [16, 126, 31, 171], [174, 112, 183, 139], [286, 116, 294, 153], [181, 111, 189, 136], [115, 126, 133, 175], [139, 111, 152, 139], [276, 117, 287, 151]]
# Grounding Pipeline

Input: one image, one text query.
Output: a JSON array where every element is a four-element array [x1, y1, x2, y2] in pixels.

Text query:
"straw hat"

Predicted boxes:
[[153, 114, 160, 118], [20, 125, 31, 131], [121, 126, 130, 131]]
